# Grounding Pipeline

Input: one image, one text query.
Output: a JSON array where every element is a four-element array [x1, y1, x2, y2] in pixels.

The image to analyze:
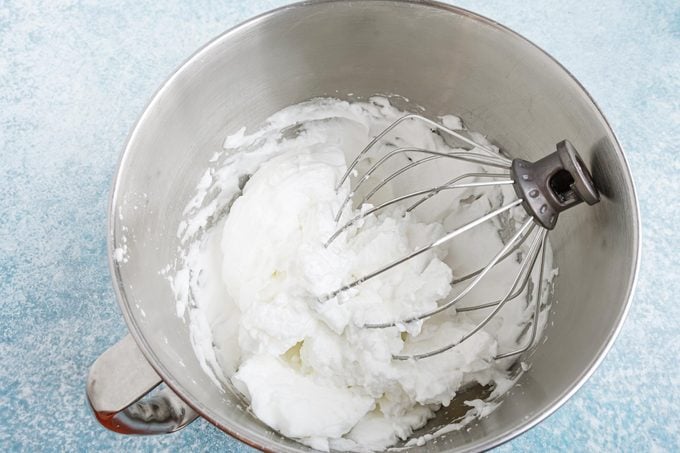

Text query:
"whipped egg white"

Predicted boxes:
[[171, 97, 554, 451]]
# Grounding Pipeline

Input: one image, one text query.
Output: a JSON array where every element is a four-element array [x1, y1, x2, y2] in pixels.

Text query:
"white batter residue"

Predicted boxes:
[[171, 97, 554, 451]]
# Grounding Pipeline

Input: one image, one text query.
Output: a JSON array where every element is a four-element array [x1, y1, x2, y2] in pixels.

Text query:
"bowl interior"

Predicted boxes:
[[111, 1, 638, 451]]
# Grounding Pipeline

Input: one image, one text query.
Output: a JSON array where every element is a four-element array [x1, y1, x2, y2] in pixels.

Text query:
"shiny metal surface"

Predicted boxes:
[[94, 0, 640, 451], [86, 335, 198, 434]]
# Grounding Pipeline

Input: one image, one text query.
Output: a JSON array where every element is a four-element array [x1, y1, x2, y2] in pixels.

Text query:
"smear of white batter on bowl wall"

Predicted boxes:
[[170, 97, 554, 452]]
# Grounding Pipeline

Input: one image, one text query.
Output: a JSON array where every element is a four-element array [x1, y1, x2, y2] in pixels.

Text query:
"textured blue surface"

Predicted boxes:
[[1, 0, 678, 451]]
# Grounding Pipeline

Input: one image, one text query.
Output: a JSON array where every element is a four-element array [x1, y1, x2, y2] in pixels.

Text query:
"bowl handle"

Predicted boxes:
[[86, 334, 199, 434]]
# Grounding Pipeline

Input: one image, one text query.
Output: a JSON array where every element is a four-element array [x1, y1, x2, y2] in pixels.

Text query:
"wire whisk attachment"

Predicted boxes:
[[321, 114, 599, 360]]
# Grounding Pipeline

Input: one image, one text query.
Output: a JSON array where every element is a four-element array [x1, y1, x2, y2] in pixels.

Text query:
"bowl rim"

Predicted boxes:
[[107, 1, 641, 451]]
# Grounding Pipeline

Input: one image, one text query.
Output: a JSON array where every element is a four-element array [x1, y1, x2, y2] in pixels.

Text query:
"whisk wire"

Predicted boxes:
[[403, 172, 511, 214], [393, 226, 546, 360], [334, 148, 510, 221], [455, 225, 544, 314], [336, 114, 510, 191], [451, 227, 533, 285], [321, 200, 523, 301], [327, 179, 515, 247], [494, 231, 549, 359], [364, 216, 533, 328]]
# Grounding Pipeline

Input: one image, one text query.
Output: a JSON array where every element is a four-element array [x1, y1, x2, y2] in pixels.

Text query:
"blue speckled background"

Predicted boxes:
[[1, 0, 678, 451]]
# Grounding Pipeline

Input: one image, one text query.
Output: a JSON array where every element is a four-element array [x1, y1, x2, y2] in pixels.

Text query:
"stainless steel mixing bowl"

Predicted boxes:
[[87, 1, 640, 451]]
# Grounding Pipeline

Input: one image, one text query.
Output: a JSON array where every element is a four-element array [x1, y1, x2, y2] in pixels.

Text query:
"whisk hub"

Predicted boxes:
[[511, 140, 600, 229]]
